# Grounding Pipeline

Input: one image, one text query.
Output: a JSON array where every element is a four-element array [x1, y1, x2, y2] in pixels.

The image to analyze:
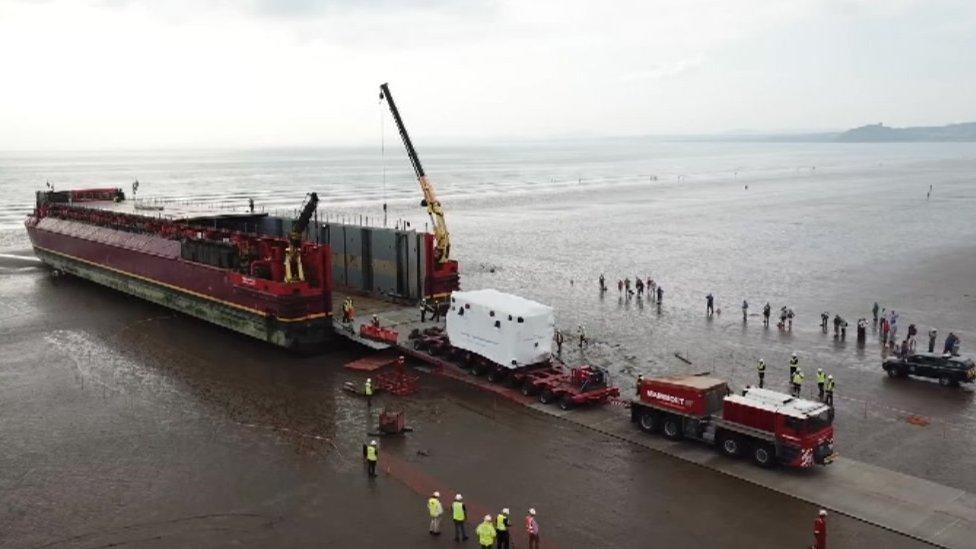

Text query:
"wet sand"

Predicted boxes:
[[451, 168, 976, 494], [0, 263, 927, 548]]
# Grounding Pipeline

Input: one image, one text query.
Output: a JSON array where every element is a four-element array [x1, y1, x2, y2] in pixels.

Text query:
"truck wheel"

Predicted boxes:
[[638, 410, 659, 433], [521, 381, 537, 396], [412, 339, 423, 350], [718, 432, 744, 458], [939, 375, 957, 387], [752, 443, 776, 468], [559, 395, 575, 411], [662, 416, 683, 440], [539, 389, 555, 405], [487, 369, 504, 383], [886, 367, 898, 378]]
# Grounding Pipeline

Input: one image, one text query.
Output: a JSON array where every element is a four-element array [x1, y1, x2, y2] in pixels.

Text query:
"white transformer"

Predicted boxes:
[[446, 289, 554, 369]]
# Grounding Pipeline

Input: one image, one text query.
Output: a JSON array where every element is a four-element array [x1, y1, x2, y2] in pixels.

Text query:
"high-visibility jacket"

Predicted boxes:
[[525, 515, 539, 535], [496, 514, 508, 531], [366, 446, 377, 462], [792, 371, 804, 385], [817, 371, 827, 384], [365, 380, 373, 396], [428, 498, 442, 517], [825, 379, 835, 392], [757, 361, 765, 372], [452, 501, 466, 522], [476, 521, 496, 545]]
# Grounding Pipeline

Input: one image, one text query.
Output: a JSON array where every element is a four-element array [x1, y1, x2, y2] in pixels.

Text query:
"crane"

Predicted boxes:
[[379, 83, 451, 264], [284, 192, 318, 282]]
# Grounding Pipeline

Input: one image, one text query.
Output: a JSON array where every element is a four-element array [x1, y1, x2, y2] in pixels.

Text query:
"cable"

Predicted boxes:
[[379, 94, 387, 226]]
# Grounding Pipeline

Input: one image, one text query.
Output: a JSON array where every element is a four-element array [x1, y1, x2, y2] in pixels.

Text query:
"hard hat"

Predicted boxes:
[[759, 359, 765, 363], [367, 378, 372, 382], [819, 509, 827, 516], [433, 491, 440, 497], [456, 494, 463, 500], [502, 508, 509, 514], [370, 440, 377, 446], [828, 375, 833, 379], [484, 514, 492, 521], [792, 352, 797, 357], [529, 508, 536, 515], [817, 368, 823, 372]]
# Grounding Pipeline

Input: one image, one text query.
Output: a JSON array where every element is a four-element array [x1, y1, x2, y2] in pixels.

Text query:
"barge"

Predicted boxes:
[[25, 187, 458, 349]]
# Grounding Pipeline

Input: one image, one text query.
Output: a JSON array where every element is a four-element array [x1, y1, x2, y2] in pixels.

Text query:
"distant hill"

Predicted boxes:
[[836, 122, 976, 142]]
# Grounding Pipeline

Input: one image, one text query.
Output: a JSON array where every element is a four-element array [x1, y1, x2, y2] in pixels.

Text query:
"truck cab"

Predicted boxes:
[[723, 387, 835, 467]]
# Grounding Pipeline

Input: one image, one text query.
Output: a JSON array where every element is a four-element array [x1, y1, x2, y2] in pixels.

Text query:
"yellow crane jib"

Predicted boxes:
[[379, 83, 452, 264]]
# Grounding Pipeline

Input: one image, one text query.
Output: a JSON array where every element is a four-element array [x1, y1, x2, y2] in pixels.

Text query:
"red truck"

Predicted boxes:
[[631, 375, 835, 468]]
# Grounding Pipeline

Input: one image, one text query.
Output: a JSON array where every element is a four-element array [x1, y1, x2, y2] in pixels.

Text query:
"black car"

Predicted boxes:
[[882, 352, 976, 386]]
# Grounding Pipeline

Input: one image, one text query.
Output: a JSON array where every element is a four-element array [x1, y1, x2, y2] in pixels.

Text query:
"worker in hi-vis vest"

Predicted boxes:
[[452, 494, 468, 542], [792, 369, 804, 398], [475, 515, 496, 549], [427, 491, 443, 536], [816, 368, 827, 401], [364, 440, 378, 477], [756, 359, 766, 388], [495, 508, 511, 549], [364, 377, 373, 406], [825, 375, 836, 406]]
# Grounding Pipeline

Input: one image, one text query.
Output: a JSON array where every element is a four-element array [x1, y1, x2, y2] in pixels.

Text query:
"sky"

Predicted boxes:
[[1, 0, 975, 149]]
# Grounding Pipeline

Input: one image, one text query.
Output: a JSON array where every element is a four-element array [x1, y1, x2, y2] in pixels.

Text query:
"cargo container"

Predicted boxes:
[[445, 289, 554, 372]]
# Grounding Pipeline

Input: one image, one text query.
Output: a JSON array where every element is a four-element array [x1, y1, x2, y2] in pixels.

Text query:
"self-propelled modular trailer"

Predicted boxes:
[[631, 375, 835, 468]]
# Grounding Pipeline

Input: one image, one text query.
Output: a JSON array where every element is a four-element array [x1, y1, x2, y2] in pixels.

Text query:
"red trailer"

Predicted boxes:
[[410, 329, 452, 356], [523, 365, 620, 410], [631, 375, 835, 469]]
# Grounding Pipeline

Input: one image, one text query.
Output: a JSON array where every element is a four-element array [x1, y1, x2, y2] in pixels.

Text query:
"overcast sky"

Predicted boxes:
[[1, 0, 975, 149]]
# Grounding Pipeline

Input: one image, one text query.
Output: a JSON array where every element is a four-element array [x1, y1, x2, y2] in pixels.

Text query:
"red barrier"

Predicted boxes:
[[360, 324, 399, 344]]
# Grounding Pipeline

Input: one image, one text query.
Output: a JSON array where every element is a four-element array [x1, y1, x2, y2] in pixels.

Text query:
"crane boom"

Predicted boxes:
[[379, 83, 451, 264], [284, 192, 319, 283], [289, 192, 319, 245]]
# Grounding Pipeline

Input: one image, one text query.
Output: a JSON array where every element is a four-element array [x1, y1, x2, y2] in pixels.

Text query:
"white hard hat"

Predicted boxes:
[[828, 375, 833, 379], [502, 508, 509, 514], [367, 378, 372, 382], [529, 508, 536, 515], [456, 494, 463, 500], [818, 368, 823, 372], [792, 352, 797, 357], [819, 509, 827, 516], [484, 514, 492, 521], [759, 359, 765, 363], [370, 440, 377, 446], [433, 491, 440, 497]]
